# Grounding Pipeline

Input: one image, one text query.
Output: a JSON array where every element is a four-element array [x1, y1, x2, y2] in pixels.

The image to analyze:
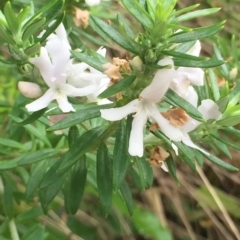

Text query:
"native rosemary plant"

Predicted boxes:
[[0, 0, 240, 238]]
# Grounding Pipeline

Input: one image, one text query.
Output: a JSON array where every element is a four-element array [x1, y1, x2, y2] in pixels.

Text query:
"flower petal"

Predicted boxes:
[[63, 83, 98, 97], [176, 67, 204, 86], [171, 143, 179, 155], [140, 57, 175, 103], [182, 133, 209, 155], [55, 23, 70, 45], [56, 95, 75, 113], [29, 47, 53, 87], [198, 99, 222, 120], [85, 0, 101, 6], [161, 162, 169, 172], [25, 88, 54, 112], [101, 99, 139, 121], [187, 40, 201, 56], [128, 110, 148, 157], [149, 104, 184, 141], [185, 86, 198, 107]]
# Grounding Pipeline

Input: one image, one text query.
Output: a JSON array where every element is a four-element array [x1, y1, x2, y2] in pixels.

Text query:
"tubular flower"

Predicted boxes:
[[67, 47, 111, 104], [26, 24, 97, 113], [101, 58, 184, 157], [171, 40, 204, 98]]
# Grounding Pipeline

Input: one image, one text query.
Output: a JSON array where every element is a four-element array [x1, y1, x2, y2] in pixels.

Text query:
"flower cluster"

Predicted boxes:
[[19, 24, 110, 112], [101, 41, 222, 158]]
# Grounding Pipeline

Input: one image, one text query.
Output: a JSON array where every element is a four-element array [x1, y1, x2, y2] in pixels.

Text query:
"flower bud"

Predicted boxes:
[[230, 67, 238, 79], [18, 81, 43, 99], [130, 56, 143, 71]]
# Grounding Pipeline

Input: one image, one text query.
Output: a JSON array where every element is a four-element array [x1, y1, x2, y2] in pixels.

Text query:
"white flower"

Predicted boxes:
[[171, 40, 204, 98], [101, 58, 184, 157], [26, 24, 97, 113], [67, 47, 111, 104], [178, 97, 222, 154], [85, 0, 101, 6]]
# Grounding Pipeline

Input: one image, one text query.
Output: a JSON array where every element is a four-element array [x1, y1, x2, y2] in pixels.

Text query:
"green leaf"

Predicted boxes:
[[17, 6, 31, 24], [22, 17, 46, 42], [39, 173, 66, 208], [58, 125, 113, 172], [25, 160, 48, 199], [128, 167, 144, 191], [169, 22, 224, 43], [16, 206, 43, 222], [166, 156, 179, 183], [21, 224, 45, 240], [162, 50, 207, 61], [201, 151, 238, 171], [132, 207, 172, 240], [24, 43, 41, 56], [71, 50, 106, 72], [113, 120, 130, 190], [135, 156, 153, 189], [2, 174, 14, 219], [99, 75, 136, 99], [120, 180, 134, 215], [173, 58, 224, 68], [39, 12, 65, 43], [4, 2, 19, 36], [211, 134, 240, 151], [48, 104, 113, 131], [0, 25, 15, 45], [175, 8, 220, 22], [91, 16, 138, 54], [18, 149, 58, 165], [16, 108, 47, 125], [97, 143, 112, 214], [0, 137, 26, 150], [217, 115, 240, 127], [208, 68, 220, 101], [68, 156, 87, 214], [68, 126, 79, 148], [121, 0, 153, 29], [164, 89, 204, 121], [117, 13, 134, 39]]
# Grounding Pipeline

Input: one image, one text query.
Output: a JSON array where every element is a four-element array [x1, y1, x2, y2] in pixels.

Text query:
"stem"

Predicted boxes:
[[9, 219, 20, 240]]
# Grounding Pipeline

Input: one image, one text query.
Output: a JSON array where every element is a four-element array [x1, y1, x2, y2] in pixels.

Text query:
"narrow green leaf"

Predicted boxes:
[[211, 134, 240, 151], [0, 25, 15, 45], [17, 6, 31, 24], [117, 13, 134, 39], [169, 22, 224, 43], [212, 137, 231, 158], [122, 0, 153, 29], [128, 167, 144, 191], [16, 108, 47, 125], [162, 50, 207, 61], [135, 156, 153, 189], [24, 43, 41, 56], [25, 160, 48, 199], [18, 149, 58, 165], [0, 137, 26, 150], [69, 156, 87, 214], [48, 104, 113, 131], [97, 143, 112, 214], [16, 206, 43, 222], [0, 156, 21, 170], [202, 151, 238, 171], [99, 75, 136, 99], [120, 180, 134, 215], [165, 89, 204, 121], [166, 156, 179, 183], [71, 50, 105, 72], [4, 2, 19, 35], [68, 126, 79, 148], [208, 68, 220, 101], [175, 8, 220, 22], [58, 126, 110, 172], [22, 17, 46, 41], [173, 58, 224, 68], [2, 174, 14, 219], [91, 16, 138, 54], [173, 4, 199, 16], [113, 120, 130, 190], [217, 115, 240, 127], [39, 173, 66, 208]]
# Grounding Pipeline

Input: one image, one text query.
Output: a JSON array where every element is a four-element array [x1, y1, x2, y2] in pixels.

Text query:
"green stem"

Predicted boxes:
[[9, 219, 20, 240]]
